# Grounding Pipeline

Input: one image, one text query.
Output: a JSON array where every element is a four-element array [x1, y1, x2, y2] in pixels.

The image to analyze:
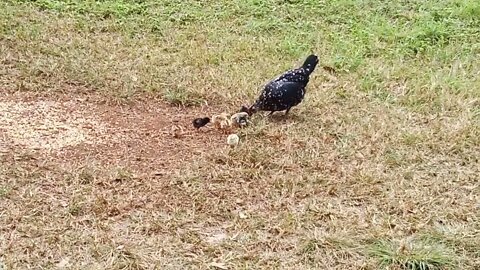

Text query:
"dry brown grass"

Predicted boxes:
[[1, 1, 479, 269], [1, 88, 477, 269]]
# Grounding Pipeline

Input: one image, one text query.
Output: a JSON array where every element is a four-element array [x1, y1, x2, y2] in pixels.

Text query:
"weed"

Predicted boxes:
[[0, 187, 9, 197], [369, 238, 456, 270], [163, 87, 205, 107]]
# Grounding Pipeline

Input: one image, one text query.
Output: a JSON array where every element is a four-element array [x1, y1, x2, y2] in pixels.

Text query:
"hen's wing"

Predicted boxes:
[[272, 68, 309, 85], [255, 81, 305, 112]]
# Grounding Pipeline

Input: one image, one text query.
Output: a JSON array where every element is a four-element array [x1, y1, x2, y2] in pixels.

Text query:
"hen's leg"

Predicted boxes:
[[268, 111, 275, 116], [285, 107, 292, 116]]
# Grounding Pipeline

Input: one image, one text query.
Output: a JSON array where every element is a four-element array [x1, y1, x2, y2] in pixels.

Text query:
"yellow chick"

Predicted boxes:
[[170, 125, 185, 138], [212, 113, 231, 130]]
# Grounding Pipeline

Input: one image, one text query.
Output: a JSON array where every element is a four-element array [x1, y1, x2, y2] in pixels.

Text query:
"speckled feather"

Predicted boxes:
[[255, 81, 305, 112], [251, 54, 319, 114]]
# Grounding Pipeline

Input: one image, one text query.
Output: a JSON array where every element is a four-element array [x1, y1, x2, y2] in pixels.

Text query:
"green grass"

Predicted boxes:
[[2, 0, 479, 106], [0, 186, 9, 198], [0, 0, 479, 269], [369, 238, 455, 269], [163, 86, 206, 106]]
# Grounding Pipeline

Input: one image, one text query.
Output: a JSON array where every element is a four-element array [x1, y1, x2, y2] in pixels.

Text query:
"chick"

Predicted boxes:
[[230, 112, 249, 128], [170, 125, 185, 138], [192, 117, 210, 129], [227, 134, 240, 147], [211, 113, 231, 130]]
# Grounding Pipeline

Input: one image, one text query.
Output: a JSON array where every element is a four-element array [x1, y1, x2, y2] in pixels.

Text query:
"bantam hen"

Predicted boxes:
[[250, 54, 319, 115]]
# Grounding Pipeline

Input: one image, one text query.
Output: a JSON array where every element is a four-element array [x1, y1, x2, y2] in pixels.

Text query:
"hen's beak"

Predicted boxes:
[[247, 105, 258, 116]]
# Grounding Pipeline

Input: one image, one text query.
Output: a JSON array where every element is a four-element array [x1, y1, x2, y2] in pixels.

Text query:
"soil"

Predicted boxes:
[[0, 91, 227, 176]]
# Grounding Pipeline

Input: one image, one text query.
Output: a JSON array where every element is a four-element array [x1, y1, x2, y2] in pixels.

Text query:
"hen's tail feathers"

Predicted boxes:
[[302, 54, 319, 75]]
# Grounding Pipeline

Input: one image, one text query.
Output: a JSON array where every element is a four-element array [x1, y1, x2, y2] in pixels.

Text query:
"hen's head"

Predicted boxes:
[[302, 54, 319, 73], [240, 105, 255, 116]]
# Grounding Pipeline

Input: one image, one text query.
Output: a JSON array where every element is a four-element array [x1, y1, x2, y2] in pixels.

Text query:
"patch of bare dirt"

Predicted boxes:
[[0, 91, 226, 175]]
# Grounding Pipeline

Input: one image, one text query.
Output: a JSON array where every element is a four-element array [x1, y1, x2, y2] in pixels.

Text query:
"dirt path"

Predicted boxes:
[[0, 91, 225, 176]]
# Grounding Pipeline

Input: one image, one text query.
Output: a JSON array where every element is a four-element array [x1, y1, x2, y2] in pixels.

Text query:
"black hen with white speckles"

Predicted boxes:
[[250, 54, 319, 115]]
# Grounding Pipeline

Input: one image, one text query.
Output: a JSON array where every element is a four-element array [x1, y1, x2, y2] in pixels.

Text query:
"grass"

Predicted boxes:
[[369, 238, 455, 269], [163, 86, 206, 106], [1, 0, 479, 269]]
